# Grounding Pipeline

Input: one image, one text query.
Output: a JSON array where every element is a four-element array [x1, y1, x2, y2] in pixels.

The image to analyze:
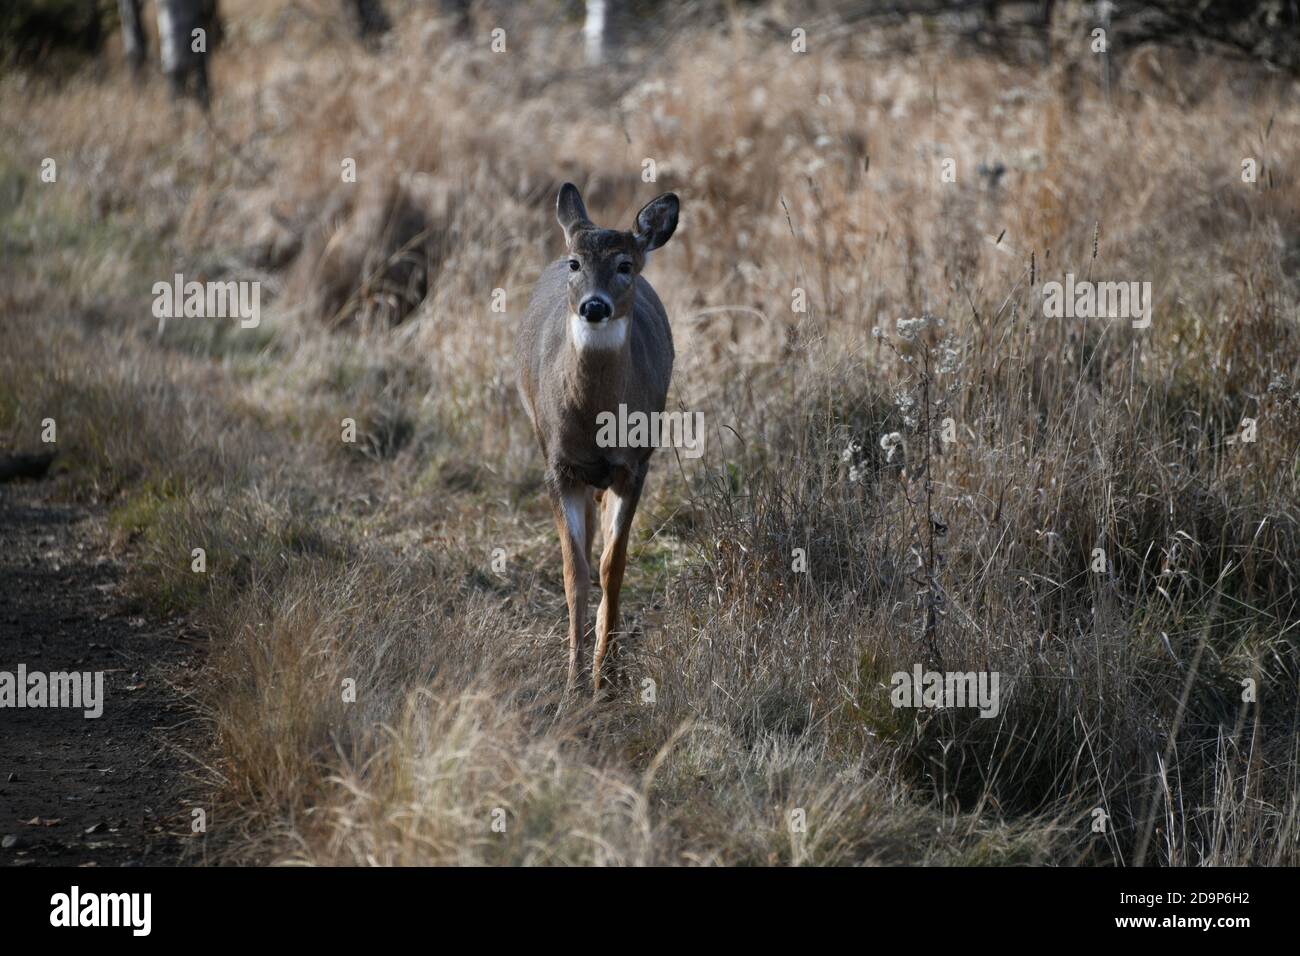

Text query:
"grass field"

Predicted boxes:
[[1, 0, 1297, 865]]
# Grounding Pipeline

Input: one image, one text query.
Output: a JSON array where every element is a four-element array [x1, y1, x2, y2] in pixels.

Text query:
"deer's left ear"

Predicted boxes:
[[634, 193, 679, 252]]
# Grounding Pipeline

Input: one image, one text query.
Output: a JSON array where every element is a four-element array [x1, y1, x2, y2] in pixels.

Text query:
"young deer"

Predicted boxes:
[[517, 182, 680, 695]]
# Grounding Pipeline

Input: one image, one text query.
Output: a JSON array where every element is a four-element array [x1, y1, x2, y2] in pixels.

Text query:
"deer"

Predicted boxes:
[[517, 182, 680, 697]]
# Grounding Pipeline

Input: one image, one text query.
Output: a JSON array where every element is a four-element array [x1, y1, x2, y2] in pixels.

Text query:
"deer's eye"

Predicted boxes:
[[617, 261, 633, 274], [568, 259, 581, 272]]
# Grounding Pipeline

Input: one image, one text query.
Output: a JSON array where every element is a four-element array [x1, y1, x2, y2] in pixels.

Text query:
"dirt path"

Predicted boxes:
[[0, 483, 200, 866]]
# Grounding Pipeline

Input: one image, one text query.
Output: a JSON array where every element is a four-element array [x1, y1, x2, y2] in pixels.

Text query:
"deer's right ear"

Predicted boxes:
[[556, 183, 591, 244]]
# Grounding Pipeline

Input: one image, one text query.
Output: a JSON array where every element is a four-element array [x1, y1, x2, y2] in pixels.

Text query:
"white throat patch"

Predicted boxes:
[[569, 313, 628, 352]]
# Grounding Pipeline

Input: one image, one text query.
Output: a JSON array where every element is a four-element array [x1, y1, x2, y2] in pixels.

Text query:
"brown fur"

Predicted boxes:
[[517, 184, 679, 694]]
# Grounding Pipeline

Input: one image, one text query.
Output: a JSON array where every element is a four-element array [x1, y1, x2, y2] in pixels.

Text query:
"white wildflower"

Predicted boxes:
[[895, 316, 929, 341], [938, 335, 961, 374]]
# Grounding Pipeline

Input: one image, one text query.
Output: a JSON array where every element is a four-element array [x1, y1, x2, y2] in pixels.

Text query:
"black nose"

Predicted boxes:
[[579, 297, 612, 322]]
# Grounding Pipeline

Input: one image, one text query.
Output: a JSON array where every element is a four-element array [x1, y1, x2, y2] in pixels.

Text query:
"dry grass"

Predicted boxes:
[[1, 0, 1297, 865]]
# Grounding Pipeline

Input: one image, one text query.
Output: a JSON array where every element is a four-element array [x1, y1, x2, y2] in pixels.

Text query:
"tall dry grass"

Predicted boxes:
[[1, 0, 1297, 864]]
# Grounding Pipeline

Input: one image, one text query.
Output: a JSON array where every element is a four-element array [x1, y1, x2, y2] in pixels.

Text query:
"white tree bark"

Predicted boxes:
[[584, 0, 608, 66], [119, 0, 146, 71], [156, 0, 210, 106]]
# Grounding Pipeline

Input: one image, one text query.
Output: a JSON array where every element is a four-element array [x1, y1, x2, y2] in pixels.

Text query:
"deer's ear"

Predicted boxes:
[[634, 193, 679, 252], [556, 183, 591, 244]]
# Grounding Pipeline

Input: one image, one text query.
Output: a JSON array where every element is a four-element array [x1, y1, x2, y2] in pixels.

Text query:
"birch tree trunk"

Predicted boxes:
[[157, 0, 210, 108], [584, 0, 609, 66], [119, 0, 146, 73]]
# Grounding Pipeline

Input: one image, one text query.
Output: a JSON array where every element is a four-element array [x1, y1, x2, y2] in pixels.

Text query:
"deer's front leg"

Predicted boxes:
[[584, 488, 598, 573], [551, 483, 590, 692], [593, 464, 646, 696]]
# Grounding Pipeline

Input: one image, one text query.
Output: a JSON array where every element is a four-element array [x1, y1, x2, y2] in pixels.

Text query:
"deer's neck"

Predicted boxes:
[[563, 313, 631, 405]]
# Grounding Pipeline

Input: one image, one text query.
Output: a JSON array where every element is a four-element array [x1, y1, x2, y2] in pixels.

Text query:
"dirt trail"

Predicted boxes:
[[0, 482, 200, 866]]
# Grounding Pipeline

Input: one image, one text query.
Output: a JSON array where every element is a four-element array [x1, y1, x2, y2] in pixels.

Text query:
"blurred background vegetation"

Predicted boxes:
[[1, 0, 1297, 866], [6, 1, 1300, 76]]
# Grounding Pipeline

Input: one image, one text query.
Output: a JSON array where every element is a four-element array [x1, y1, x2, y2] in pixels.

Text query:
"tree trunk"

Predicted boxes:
[[344, 0, 391, 41], [584, 0, 609, 66], [440, 0, 472, 37], [119, 0, 146, 72], [157, 0, 210, 108]]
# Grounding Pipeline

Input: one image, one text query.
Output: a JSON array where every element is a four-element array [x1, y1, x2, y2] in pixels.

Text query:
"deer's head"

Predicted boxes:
[[555, 182, 678, 331]]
